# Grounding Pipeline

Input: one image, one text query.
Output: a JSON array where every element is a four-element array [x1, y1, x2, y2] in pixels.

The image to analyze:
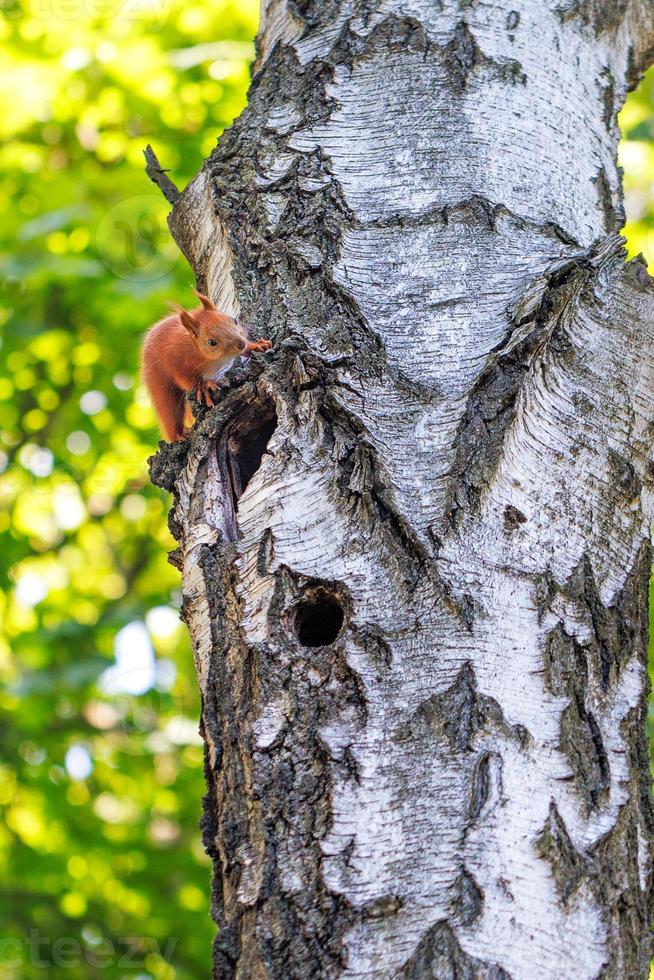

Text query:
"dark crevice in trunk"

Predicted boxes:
[[398, 920, 511, 979], [445, 237, 623, 529], [224, 396, 278, 504]]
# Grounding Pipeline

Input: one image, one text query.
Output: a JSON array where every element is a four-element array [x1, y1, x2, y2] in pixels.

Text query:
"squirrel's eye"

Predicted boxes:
[[207, 338, 217, 347]]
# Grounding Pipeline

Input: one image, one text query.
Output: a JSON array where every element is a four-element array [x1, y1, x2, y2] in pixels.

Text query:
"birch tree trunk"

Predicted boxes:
[[149, 1, 654, 976]]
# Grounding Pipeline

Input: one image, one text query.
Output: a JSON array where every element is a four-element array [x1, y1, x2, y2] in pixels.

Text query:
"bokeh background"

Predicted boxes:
[[0, 3, 652, 977]]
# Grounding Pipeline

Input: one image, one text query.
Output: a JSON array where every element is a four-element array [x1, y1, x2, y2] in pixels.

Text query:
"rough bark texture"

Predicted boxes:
[[149, 2, 654, 977]]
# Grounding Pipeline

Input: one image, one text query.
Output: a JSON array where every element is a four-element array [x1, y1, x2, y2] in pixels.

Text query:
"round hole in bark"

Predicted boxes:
[[293, 589, 345, 648]]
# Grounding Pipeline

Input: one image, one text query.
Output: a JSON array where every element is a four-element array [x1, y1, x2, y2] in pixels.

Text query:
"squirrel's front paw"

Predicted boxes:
[[195, 381, 218, 408], [204, 381, 219, 406], [249, 339, 273, 353]]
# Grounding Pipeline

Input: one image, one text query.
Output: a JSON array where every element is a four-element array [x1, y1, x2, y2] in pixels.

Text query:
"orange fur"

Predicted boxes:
[[141, 291, 272, 441]]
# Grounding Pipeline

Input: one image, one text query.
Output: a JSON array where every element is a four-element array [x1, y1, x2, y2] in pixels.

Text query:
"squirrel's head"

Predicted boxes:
[[175, 291, 247, 360]]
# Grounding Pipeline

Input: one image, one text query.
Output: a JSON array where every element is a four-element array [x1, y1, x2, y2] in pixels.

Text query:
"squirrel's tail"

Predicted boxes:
[[143, 368, 186, 442]]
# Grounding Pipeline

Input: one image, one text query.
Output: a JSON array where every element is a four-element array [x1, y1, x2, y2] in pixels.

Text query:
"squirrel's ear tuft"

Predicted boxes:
[[172, 304, 199, 336], [195, 290, 215, 311]]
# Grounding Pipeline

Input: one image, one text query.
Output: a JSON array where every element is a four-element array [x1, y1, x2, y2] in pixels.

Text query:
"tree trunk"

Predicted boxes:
[[150, 2, 654, 977]]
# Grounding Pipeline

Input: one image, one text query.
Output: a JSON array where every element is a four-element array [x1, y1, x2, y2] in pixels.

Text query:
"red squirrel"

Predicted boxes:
[[141, 290, 272, 441]]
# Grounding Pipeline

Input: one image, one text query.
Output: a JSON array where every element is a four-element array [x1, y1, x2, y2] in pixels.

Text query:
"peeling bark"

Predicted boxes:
[[149, 1, 654, 976]]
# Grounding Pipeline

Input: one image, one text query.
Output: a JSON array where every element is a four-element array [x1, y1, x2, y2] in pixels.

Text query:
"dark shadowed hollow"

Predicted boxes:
[[294, 589, 346, 648], [226, 398, 278, 500]]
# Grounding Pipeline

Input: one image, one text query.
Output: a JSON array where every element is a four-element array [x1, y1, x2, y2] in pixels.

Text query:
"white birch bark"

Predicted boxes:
[[150, 1, 654, 977]]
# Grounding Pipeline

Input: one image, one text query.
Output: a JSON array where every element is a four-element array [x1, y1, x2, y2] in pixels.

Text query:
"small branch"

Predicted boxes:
[[143, 144, 181, 205]]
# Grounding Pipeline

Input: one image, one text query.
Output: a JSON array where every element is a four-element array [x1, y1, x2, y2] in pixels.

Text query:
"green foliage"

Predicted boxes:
[[620, 68, 654, 263], [0, 3, 652, 975], [0, 0, 258, 976], [619, 71, 654, 775]]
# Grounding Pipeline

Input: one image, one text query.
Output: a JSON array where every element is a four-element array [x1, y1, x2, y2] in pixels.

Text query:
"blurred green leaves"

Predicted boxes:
[[0, 0, 258, 976], [620, 67, 654, 263], [620, 68, 654, 777]]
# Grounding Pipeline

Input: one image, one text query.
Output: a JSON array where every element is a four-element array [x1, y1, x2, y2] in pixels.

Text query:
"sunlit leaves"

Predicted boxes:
[[619, 66, 654, 263], [0, 0, 258, 975], [621, 68, 654, 775]]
